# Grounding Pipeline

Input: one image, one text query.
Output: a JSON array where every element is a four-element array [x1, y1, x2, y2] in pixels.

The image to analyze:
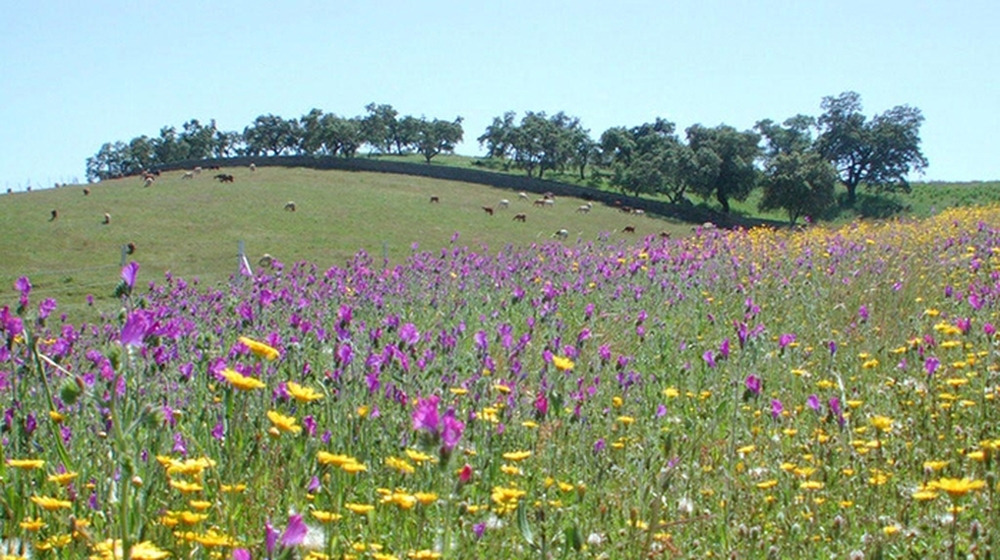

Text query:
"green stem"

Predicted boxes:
[[25, 330, 73, 470]]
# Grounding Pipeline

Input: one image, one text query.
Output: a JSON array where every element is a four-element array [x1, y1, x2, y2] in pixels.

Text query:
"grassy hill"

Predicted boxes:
[[2, 162, 997, 323], [0, 166, 694, 322]]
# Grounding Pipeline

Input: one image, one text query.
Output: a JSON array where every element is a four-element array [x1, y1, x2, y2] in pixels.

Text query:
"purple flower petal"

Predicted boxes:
[[281, 514, 308, 547], [121, 261, 140, 289]]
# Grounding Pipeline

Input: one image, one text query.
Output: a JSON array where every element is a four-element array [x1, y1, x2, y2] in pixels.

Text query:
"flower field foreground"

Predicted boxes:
[[3, 207, 1000, 559]]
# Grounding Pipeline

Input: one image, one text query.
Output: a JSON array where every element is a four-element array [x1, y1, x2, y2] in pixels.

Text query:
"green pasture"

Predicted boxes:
[[0, 167, 690, 322]]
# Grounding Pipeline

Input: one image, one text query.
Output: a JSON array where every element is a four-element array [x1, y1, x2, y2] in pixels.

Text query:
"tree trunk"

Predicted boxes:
[[845, 183, 858, 206], [717, 189, 730, 213]]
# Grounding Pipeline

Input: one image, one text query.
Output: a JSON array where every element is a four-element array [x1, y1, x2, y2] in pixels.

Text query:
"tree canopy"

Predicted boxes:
[[683, 124, 761, 213], [816, 91, 928, 205], [86, 92, 929, 226]]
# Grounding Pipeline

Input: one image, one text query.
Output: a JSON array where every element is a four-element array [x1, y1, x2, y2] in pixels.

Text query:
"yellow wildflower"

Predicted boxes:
[[551, 355, 574, 371], [927, 478, 986, 498], [47, 471, 79, 485], [238, 336, 280, 360], [267, 410, 301, 434], [385, 457, 416, 475], [340, 461, 368, 474], [870, 415, 893, 433], [317, 451, 354, 466], [19, 517, 45, 531], [7, 459, 45, 470], [30, 495, 72, 511], [169, 479, 203, 494], [286, 381, 323, 403], [220, 368, 265, 391], [405, 449, 436, 463], [345, 503, 375, 515], [311, 510, 343, 523], [502, 450, 532, 462]]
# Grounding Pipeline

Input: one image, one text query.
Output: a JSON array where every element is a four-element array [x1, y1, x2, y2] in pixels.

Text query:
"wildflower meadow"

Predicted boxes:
[[3, 206, 1000, 559]]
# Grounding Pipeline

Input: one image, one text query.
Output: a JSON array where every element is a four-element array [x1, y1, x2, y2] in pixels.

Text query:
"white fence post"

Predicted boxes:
[[238, 240, 252, 279]]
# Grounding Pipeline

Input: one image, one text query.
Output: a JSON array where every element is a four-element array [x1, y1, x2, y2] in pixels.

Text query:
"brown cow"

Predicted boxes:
[[513, 213, 527, 222], [482, 206, 494, 216]]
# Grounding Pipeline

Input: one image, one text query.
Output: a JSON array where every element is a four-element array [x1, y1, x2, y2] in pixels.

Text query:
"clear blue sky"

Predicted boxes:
[[2, 0, 997, 190]]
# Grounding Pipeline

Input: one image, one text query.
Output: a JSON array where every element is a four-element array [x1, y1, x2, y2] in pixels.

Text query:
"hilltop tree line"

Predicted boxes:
[[86, 103, 464, 181], [87, 92, 927, 224]]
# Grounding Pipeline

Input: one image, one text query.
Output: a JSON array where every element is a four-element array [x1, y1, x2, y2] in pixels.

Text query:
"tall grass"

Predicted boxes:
[[2, 203, 999, 558]]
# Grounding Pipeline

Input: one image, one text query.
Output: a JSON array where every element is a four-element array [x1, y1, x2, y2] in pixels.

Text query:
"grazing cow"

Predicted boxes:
[[659, 231, 671, 239], [214, 174, 234, 183], [126, 241, 136, 255], [632, 209, 645, 216], [576, 202, 592, 213], [543, 191, 555, 200], [498, 199, 509, 209], [193, 166, 203, 175], [533, 199, 547, 207], [143, 177, 154, 187], [102, 213, 111, 225], [258, 253, 274, 268], [83, 188, 91, 195], [482, 206, 494, 216], [429, 196, 440, 203], [249, 163, 257, 172], [513, 213, 527, 222], [49, 209, 58, 221], [284, 201, 297, 212], [518, 192, 529, 201], [553, 229, 569, 239], [623, 225, 636, 234], [182, 171, 195, 180]]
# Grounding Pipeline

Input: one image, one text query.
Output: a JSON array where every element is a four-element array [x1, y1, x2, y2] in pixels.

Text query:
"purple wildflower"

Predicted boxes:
[[121, 261, 139, 289], [473, 330, 489, 353], [770, 399, 784, 419], [924, 356, 940, 377], [281, 514, 308, 547], [744, 374, 761, 396], [806, 394, 821, 412], [399, 323, 420, 346], [534, 392, 548, 417], [778, 333, 796, 349], [702, 350, 716, 368], [265, 520, 279, 556], [440, 409, 465, 451], [412, 395, 441, 433], [38, 298, 57, 320], [15, 276, 31, 307], [120, 310, 150, 347]]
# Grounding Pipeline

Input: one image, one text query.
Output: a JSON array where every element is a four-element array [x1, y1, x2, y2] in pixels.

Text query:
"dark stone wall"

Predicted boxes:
[[152, 156, 780, 229]]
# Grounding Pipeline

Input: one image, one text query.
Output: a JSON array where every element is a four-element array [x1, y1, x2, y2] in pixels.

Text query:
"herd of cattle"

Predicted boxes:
[[42, 163, 663, 258]]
